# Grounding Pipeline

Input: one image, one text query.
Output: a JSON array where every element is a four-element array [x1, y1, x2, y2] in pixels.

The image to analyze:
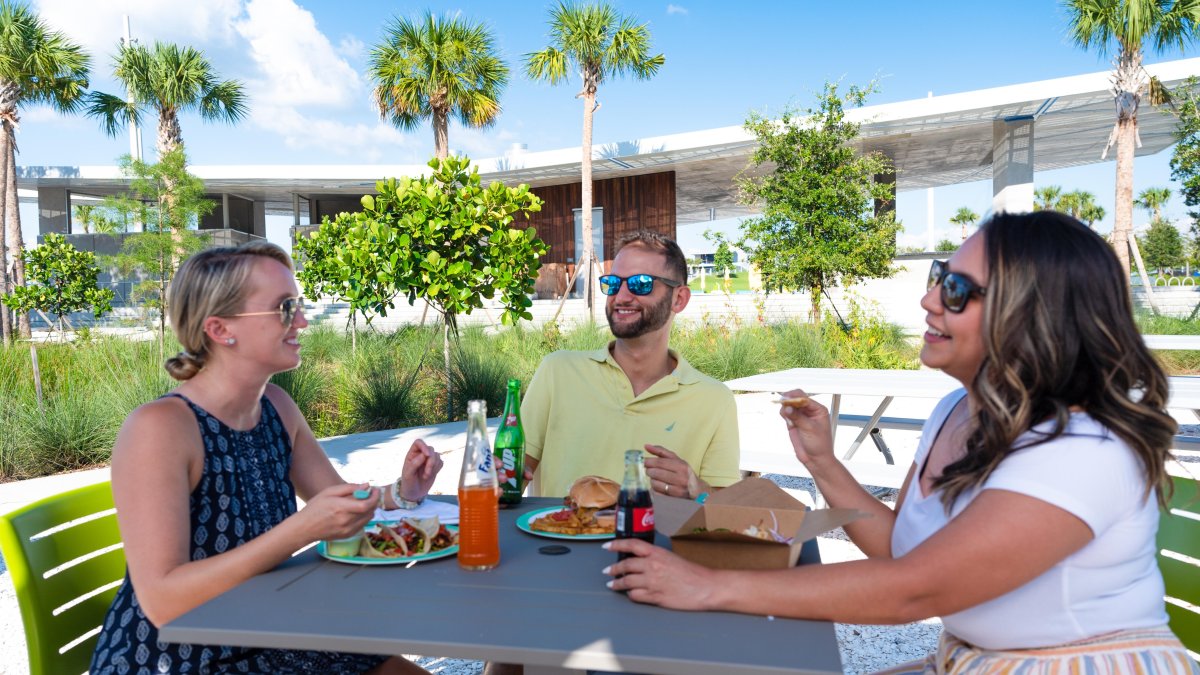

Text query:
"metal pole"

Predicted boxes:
[[122, 16, 143, 162]]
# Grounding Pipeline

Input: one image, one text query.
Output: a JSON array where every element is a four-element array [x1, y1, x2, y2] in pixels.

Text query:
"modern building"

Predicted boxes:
[[20, 57, 1200, 281]]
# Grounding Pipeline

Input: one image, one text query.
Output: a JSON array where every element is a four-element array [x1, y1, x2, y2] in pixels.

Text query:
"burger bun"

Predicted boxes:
[[568, 475, 620, 509]]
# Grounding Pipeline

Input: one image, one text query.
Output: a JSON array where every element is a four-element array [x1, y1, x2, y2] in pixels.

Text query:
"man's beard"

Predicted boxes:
[[606, 292, 673, 338]]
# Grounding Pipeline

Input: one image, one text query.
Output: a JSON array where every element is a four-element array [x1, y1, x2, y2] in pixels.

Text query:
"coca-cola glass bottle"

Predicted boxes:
[[616, 449, 655, 562], [458, 400, 500, 570]]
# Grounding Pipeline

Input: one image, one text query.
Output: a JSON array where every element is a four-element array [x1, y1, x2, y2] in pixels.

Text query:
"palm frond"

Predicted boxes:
[[198, 79, 248, 124], [85, 91, 139, 138]]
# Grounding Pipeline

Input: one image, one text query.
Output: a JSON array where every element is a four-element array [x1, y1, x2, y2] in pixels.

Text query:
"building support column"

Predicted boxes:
[[992, 118, 1035, 214], [37, 187, 70, 236]]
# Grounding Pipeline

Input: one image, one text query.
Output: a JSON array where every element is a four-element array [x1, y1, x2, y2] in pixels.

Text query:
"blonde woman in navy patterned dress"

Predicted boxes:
[[91, 242, 441, 674]]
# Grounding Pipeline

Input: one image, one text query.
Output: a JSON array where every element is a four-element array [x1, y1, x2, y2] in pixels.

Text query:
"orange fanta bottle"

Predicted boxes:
[[458, 399, 500, 570]]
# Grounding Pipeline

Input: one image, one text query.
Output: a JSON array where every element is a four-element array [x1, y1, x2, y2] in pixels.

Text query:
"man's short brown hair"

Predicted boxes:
[[616, 231, 688, 283]]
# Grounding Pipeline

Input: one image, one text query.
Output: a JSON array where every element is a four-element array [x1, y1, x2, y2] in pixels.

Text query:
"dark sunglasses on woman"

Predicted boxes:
[[927, 260, 987, 313], [226, 296, 305, 327], [598, 273, 682, 296]]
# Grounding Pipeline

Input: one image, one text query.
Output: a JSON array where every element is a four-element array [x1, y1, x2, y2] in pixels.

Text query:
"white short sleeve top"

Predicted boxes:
[[891, 389, 1167, 650]]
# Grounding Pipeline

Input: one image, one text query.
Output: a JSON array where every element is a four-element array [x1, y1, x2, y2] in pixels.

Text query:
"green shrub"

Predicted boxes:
[[0, 309, 925, 480]]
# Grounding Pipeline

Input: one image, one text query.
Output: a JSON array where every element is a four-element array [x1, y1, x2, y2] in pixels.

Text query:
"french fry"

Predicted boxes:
[[772, 396, 810, 407]]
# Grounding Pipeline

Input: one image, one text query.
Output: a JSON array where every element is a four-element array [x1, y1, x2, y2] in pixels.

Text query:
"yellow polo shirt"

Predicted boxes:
[[521, 343, 741, 497]]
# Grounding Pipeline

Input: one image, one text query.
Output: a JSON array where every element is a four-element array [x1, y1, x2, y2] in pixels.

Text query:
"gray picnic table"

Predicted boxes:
[[160, 496, 843, 675]]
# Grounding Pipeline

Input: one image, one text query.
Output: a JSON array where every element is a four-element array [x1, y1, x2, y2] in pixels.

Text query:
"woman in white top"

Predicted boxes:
[[606, 211, 1196, 673]]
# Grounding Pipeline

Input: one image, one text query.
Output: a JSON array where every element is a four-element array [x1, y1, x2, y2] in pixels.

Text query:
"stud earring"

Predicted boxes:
[[226, 338, 236, 346]]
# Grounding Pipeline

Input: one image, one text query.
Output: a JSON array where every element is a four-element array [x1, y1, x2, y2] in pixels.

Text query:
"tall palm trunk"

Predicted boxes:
[[1110, 49, 1142, 280], [157, 109, 185, 264], [1113, 115, 1137, 278], [580, 87, 596, 322], [433, 107, 449, 160], [0, 115, 10, 343], [6, 133, 28, 338]]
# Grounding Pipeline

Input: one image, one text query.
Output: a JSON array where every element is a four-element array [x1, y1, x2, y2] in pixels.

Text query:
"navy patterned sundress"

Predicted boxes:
[[90, 393, 387, 675]]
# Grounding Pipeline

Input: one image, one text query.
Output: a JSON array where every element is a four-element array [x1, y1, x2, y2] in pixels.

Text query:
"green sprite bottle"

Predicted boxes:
[[493, 379, 525, 506]]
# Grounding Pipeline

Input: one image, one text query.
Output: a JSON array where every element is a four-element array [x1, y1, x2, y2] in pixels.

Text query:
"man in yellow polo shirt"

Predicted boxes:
[[521, 231, 741, 499]]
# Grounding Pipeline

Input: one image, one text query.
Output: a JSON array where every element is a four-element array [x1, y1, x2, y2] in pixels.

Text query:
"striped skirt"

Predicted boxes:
[[875, 626, 1198, 674]]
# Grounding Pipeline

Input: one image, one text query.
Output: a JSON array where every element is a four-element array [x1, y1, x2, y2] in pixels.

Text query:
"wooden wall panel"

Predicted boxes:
[[524, 171, 676, 267]]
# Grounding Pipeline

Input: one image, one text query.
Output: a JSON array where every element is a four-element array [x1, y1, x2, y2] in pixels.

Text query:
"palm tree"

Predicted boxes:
[[0, 1, 90, 341], [1080, 201, 1107, 228], [1034, 185, 1063, 211], [1136, 186, 1172, 224], [526, 1, 664, 321], [85, 41, 246, 158], [368, 12, 508, 160], [1065, 0, 1200, 276], [949, 206, 979, 242]]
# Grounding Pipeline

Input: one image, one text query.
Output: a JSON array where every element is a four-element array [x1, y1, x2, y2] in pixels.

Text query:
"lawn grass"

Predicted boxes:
[[688, 272, 751, 293]]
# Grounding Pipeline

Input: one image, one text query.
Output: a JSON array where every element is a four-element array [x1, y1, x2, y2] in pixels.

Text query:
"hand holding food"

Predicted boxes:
[[301, 482, 378, 543], [776, 388, 836, 468], [529, 476, 619, 535]]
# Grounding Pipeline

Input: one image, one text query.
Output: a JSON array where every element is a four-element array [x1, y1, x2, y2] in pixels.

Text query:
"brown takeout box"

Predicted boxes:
[[652, 477, 865, 570]]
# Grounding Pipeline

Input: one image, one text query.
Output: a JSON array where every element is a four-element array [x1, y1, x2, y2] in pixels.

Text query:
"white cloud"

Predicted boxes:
[[666, 4, 689, 15], [234, 0, 362, 109], [336, 35, 366, 62], [34, 0, 241, 56]]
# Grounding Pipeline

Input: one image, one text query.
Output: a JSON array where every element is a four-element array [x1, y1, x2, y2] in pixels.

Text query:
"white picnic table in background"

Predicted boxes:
[[727, 367, 1200, 492]]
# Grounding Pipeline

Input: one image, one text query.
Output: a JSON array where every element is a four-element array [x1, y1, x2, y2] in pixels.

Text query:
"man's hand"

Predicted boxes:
[[399, 439, 442, 501], [643, 444, 708, 499]]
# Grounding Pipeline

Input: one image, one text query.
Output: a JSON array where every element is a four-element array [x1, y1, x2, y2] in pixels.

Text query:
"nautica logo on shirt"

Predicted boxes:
[[665, 422, 676, 432]]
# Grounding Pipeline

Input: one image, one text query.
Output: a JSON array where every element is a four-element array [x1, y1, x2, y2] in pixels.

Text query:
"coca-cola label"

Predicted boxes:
[[632, 506, 654, 533], [505, 413, 518, 426]]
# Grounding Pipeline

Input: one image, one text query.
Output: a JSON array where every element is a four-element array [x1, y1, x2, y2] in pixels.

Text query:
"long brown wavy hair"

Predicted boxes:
[[933, 210, 1177, 510]]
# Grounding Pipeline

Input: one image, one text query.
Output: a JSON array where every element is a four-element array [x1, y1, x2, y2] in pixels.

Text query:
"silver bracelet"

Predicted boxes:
[[390, 478, 423, 510]]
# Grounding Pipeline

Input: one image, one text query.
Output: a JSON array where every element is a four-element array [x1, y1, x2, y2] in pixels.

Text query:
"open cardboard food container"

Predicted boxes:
[[652, 477, 866, 570]]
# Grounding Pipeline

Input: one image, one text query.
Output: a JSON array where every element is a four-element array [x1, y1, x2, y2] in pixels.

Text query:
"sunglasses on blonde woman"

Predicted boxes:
[[226, 296, 305, 327], [927, 260, 986, 313]]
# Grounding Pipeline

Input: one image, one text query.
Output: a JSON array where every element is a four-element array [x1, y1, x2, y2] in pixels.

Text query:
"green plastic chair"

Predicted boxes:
[[0, 481, 125, 675], [1159, 474, 1200, 660]]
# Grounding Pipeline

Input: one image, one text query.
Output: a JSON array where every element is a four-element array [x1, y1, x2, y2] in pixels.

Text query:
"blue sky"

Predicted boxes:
[[17, 0, 1199, 252]]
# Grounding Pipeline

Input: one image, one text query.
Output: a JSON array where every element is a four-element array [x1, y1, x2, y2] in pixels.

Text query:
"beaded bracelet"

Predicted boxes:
[[390, 477, 423, 510]]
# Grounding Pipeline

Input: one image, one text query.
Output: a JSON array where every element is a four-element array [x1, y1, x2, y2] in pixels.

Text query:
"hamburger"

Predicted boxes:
[[530, 475, 619, 535]]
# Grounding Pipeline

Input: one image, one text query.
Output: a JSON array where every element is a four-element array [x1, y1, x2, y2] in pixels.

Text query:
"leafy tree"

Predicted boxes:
[[0, 1, 90, 342], [85, 41, 246, 158], [949, 206, 978, 242], [736, 81, 900, 320], [104, 149, 213, 344], [3, 233, 113, 338], [935, 238, 960, 253], [1034, 185, 1063, 211], [703, 229, 735, 276], [1058, 189, 1102, 222], [293, 156, 547, 418], [1171, 76, 1200, 221], [1080, 200, 1107, 228], [1139, 219, 1185, 271], [1065, 0, 1200, 274], [526, 1, 664, 322], [368, 12, 508, 160]]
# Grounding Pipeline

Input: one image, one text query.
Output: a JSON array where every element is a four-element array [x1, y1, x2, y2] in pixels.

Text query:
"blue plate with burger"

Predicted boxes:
[[517, 476, 618, 540]]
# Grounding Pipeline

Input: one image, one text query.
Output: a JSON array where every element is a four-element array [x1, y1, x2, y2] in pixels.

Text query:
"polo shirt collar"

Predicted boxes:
[[588, 341, 702, 385]]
